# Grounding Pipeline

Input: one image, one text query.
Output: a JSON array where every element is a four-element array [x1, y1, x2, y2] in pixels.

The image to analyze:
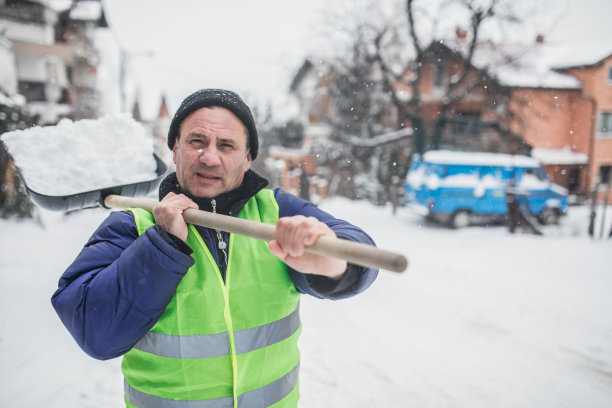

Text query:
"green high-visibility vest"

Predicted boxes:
[[122, 189, 301, 408]]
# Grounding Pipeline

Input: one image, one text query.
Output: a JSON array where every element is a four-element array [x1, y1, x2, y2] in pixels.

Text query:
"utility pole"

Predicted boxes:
[[599, 181, 611, 239], [588, 178, 599, 238], [119, 49, 154, 113], [119, 49, 127, 113]]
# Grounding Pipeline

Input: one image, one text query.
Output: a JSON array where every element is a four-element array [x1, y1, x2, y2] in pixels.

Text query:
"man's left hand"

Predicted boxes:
[[268, 216, 347, 279]]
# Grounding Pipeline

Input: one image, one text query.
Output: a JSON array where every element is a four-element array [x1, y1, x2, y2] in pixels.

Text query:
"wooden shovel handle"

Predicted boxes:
[[104, 194, 407, 273]]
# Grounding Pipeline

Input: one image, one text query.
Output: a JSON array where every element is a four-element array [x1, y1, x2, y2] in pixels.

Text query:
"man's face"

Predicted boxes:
[[173, 106, 252, 198]]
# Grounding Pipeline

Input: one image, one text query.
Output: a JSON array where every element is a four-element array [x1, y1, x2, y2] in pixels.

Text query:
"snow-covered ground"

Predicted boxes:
[[0, 199, 611, 407]]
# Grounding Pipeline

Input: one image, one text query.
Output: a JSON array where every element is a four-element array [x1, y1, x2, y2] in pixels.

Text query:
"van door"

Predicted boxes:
[[517, 167, 554, 215], [474, 166, 506, 215]]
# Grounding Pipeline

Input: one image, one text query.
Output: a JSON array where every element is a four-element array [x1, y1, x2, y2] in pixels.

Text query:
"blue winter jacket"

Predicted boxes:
[[51, 185, 378, 361]]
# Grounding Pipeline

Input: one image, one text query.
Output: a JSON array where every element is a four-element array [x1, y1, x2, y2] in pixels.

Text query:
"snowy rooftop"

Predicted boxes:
[[447, 39, 612, 89], [531, 146, 588, 165], [493, 65, 581, 89], [69, 1, 103, 21], [303, 38, 611, 92]]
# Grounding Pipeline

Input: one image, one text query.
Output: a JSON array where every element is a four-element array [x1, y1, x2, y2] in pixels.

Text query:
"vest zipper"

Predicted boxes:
[[209, 201, 238, 407], [211, 199, 228, 268]]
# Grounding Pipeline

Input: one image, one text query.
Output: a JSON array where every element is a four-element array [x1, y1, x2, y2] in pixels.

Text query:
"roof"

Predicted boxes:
[[294, 39, 612, 95], [548, 41, 612, 69], [290, 58, 332, 92], [69, 0, 103, 21], [531, 146, 588, 165], [441, 39, 612, 89]]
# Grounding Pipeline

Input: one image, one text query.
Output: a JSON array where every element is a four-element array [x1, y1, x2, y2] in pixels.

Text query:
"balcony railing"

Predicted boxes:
[[18, 81, 46, 102], [0, 2, 47, 25]]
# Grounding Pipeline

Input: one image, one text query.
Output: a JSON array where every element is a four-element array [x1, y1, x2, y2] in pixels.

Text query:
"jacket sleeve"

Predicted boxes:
[[50, 210, 194, 360], [273, 188, 379, 300]]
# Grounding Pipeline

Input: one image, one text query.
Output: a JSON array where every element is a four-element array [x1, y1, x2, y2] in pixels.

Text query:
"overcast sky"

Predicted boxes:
[[97, 0, 612, 121]]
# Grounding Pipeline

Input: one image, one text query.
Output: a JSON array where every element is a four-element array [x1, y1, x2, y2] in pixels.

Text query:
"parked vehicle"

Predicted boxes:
[[405, 150, 568, 228]]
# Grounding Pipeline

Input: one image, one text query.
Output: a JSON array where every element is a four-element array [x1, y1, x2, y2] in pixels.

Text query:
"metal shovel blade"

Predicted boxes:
[[12, 152, 167, 212]]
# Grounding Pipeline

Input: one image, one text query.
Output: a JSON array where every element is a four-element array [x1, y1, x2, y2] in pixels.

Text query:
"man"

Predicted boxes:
[[52, 88, 378, 408]]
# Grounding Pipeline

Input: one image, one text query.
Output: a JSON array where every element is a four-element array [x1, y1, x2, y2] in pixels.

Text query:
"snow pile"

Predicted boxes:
[[1, 114, 158, 196]]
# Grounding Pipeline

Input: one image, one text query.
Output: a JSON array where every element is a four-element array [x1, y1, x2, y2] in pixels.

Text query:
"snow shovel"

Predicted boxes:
[[6, 150, 407, 273]]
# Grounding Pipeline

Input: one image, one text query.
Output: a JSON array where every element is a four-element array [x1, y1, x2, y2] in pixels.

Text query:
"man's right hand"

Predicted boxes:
[[152, 193, 198, 242]]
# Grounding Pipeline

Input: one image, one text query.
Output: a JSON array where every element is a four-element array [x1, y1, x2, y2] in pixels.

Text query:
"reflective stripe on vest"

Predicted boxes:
[[123, 189, 301, 408], [133, 307, 300, 359], [124, 363, 299, 408]]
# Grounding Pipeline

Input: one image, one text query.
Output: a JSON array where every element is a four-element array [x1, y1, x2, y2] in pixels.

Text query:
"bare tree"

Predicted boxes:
[[318, 24, 400, 201], [368, 0, 535, 155], [0, 98, 39, 219], [305, 0, 549, 204]]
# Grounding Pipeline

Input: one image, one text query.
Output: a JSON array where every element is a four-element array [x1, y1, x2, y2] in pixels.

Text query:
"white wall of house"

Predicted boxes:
[[0, 37, 17, 94], [71, 62, 96, 88], [13, 53, 67, 88], [14, 52, 47, 82], [0, 17, 55, 45]]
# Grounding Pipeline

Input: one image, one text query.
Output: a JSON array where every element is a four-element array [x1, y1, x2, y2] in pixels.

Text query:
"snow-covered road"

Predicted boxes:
[[1, 200, 610, 407]]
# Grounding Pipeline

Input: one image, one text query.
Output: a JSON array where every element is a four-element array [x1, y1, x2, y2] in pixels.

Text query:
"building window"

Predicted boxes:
[[599, 112, 612, 136], [609, 67, 612, 84], [600, 165, 611, 185], [452, 111, 481, 136], [1, 0, 46, 25], [568, 167, 581, 193], [433, 63, 445, 89], [18, 81, 46, 102]]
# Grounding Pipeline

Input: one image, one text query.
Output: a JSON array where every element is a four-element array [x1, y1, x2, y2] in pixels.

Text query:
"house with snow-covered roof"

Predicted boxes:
[[552, 45, 612, 202], [493, 38, 612, 201], [289, 33, 612, 202]]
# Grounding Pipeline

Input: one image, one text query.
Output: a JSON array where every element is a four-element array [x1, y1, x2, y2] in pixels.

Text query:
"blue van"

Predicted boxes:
[[405, 150, 568, 228]]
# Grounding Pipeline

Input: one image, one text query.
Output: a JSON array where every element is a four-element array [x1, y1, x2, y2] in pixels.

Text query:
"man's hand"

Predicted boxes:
[[152, 193, 198, 242], [268, 215, 347, 279]]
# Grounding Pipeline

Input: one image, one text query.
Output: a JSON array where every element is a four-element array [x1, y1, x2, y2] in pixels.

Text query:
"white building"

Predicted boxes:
[[0, 0, 105, 124]]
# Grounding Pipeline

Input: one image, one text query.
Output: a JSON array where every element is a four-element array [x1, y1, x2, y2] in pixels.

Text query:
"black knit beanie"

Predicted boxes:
[[167, 88, 259, 159]]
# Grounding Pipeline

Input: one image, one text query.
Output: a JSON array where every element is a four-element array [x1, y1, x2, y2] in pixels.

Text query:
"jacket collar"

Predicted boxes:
[[158, 170, 269, 216]]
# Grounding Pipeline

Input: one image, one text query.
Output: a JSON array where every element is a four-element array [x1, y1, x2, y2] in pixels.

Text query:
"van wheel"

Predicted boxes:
[[539, 208, 559, 225], [451, 210, 471, 229]]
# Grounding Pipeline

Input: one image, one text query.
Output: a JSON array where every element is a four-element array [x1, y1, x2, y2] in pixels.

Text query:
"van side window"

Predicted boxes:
[[524, 168, 545, 181], [501, 167, 515, 181], [479, 166, 499, 179]]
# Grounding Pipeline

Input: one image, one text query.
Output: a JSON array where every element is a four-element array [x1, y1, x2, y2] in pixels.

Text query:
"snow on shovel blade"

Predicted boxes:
[[1, 114, 166, 212], [14, 153, 167, 212]]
